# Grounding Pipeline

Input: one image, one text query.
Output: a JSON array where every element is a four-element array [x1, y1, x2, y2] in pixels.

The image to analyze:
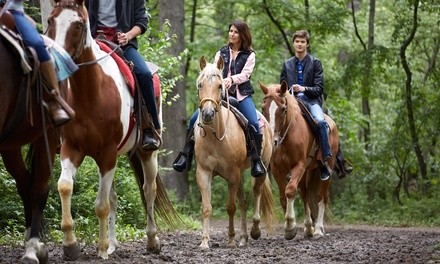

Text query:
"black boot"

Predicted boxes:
[[250, 133, 266, 177], [320, 161, 331, 181], [173, 128, 195, 172], [142, 128, 160, 151]]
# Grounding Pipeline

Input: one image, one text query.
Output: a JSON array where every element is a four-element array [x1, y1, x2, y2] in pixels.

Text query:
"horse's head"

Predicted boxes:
[[259, 80, 291, 146], [47, 0, 89, 60], [197, 55, 224, 125]]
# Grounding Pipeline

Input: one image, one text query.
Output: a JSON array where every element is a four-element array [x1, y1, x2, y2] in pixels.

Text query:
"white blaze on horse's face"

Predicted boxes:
[[197, 65, 223, 125], [52, 9, 81, 49], [268, 100, 277, 131]]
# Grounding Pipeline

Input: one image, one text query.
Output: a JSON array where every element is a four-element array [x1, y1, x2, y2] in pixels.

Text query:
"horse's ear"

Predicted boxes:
[[217, 56, 224, 71], [258, 80, 268, 95], [280, 80, 288, 94], [199, 56, 207, 70]]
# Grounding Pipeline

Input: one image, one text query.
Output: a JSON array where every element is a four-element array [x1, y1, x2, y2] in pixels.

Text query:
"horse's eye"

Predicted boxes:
[[197, 83, 201, 89]]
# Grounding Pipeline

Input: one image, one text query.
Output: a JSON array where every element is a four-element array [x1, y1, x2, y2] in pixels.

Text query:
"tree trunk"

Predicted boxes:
[[157, 0, 189, 201]]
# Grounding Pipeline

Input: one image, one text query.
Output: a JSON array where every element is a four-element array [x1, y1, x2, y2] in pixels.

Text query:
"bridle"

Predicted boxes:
[[197, 74, 230, 141], [52, 1, 120, 67], [270, 95, 292, 147]]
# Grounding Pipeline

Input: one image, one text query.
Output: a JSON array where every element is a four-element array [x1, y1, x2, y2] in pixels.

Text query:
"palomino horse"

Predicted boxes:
[[47, 0, 178, 260], [195, 56, 277, 249], [0, 28, 59, 262], [259, 81, 339, 239]]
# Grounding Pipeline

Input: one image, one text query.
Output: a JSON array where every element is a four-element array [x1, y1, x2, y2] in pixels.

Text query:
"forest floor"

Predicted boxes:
[[1, 221, 440, 263]]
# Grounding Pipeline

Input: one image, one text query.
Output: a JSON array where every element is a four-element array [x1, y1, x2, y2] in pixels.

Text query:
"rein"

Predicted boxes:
[[274, 96, 292, 147], [75, 43, 121, 67]]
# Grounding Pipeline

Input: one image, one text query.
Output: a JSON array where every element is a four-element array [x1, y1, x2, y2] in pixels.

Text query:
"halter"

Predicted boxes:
[[197, 73, 230, 141], [53, 1, 87, 61]]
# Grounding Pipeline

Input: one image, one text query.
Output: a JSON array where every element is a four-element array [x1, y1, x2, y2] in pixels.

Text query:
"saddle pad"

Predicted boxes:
[[96, 41, 135, 96]]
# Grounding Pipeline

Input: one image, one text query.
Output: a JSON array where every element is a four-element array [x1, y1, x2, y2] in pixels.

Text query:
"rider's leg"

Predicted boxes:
[[173, 110, 198, 172], [12, 10, 74, 126], [239, 97, 266, 177], [124, 47, 161, 151], [310, 103, 332, 181]]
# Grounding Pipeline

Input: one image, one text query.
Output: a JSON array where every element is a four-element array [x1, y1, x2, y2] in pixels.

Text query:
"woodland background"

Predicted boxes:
[[1, 0, 439, 244]]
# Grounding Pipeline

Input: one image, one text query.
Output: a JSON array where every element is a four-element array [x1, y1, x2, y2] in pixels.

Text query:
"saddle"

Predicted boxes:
[[94, 38, 160, 150], [0, 11, 33, 73], [220, 97, 258, 157]]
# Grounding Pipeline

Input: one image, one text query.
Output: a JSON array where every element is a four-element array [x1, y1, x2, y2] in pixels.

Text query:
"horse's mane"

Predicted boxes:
[[283, 89, 302, 123]]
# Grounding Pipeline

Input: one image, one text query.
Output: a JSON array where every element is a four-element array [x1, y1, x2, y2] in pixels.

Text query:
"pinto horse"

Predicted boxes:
[[195, 56, 277, 249], [259, 81, 339, 239], [47, 0, 178, 260], [0, 28, 59, 262]]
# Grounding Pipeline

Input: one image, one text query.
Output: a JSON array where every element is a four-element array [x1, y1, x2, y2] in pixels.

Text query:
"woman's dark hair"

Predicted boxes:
[[292, 29, 310, 44], [229, 19, 253, 52]]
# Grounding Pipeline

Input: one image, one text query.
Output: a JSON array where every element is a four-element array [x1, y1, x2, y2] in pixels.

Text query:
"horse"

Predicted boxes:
[[195, 56, 277, 249], [259, 80, 339, 239], [0, 26, 60, 263], [46, 0, 180, 260]]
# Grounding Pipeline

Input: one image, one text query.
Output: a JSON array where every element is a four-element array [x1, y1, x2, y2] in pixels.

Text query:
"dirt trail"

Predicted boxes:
[[1, 222, 439, 263]]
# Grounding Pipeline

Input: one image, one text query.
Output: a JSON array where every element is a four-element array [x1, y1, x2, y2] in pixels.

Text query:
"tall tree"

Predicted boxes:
[[157, 0, 188, 200]]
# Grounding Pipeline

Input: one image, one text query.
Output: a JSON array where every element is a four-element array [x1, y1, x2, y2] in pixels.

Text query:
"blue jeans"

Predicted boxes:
[[11, 10, 50, 62], [188, 96, 260, 135], [297, 95, 332, 159], [123, 46, 160, 129]]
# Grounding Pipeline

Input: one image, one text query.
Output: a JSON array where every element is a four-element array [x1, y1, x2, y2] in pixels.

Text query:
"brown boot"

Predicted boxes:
[[40, 61, 75, 126]]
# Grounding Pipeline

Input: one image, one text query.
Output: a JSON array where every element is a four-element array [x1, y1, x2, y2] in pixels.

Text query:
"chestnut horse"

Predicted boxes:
[[195, 56, 277, 249], [47, 0, 178, 260], [0, 28, 59, 263], [259, 81, 339, 239]]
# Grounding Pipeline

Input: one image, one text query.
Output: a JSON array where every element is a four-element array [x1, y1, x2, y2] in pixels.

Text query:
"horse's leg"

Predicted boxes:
[[299, 180, 314, 238], [1, 149, 31, 237], [107, 182, 119, 254], [58, 145, 84, 261], [1, 148, 49, 264], [138, 150, 161, 253], [272, 167, 288, 213], [284, 164, 306, 240], [250, 176, 264, 240], [236, 175, 248, 247], [196, 167, 213, 249], [313, 180, 331, 238], [94, 157, 118, 260]]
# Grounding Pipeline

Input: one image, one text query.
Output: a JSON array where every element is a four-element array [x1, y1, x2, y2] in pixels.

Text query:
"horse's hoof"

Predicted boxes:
[[21, 256, 39, 264], [251, 226, 261, 240], [147, 237, 161, 254], [36, 247, 48, 264], [63, 244, 82, 261], [284, 227, 298, 240]]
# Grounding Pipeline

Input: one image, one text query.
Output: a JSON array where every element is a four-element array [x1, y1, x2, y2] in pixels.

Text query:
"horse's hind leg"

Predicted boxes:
[[138, 151, 161, 253], [313, 181, 331, 238], [299, 184, 314, 238]]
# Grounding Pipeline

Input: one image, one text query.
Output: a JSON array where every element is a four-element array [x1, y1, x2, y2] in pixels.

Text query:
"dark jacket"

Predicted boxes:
[[85, 0, 148, 50], [219, 46, 254, 96], [280, 54, 324, 105]]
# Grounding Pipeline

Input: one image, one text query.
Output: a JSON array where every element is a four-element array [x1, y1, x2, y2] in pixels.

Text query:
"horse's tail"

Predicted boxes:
[[257, 176, 278, 234], [127, 153, 185, 230], [307, 168, 331, 222]]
